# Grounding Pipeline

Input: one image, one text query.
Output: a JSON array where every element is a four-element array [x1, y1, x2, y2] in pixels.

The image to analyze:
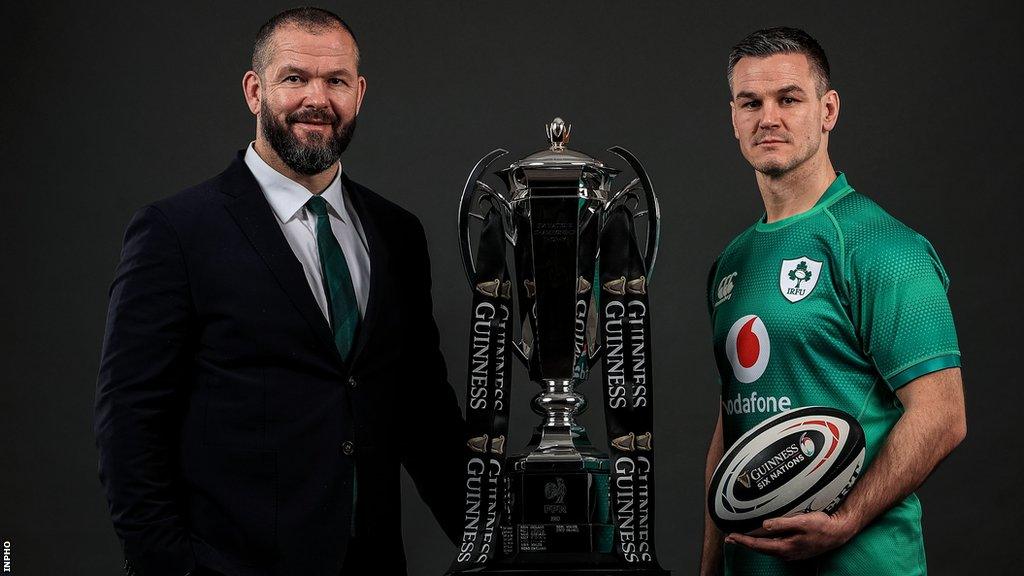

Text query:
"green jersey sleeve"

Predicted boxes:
[[846, 229, 961, 390], [706, 256, 720, 317]]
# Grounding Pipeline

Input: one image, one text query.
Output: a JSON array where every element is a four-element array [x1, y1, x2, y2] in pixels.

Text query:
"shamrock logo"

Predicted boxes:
[[780, 257, 823, 303], [788, 260, 813, 289]]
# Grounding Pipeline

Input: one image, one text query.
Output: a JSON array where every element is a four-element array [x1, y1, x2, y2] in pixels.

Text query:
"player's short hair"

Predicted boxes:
[[252, 7, 359, 74], [727, 27, 830, 97]]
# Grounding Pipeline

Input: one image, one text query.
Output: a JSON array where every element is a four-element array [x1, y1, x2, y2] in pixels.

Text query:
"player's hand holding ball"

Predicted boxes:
[[708, 407, 866, 558]]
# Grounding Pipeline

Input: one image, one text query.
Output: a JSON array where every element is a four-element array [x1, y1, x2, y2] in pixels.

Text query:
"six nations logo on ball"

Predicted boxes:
[[779, 257, 823, 303], [725, 315, 770, 383]]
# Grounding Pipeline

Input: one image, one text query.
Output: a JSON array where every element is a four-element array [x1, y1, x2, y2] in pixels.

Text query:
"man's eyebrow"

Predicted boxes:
[[277, 65, 310, 77], [777, 85, 805, 94], [323, 68, 355, 78], [734, 85, 807, 100], [277, 65, 353, 78]]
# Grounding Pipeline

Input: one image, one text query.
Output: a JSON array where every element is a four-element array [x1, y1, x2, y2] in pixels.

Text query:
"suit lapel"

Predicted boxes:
[[220, 155, 344, 366], [343, 173, 389, 368]]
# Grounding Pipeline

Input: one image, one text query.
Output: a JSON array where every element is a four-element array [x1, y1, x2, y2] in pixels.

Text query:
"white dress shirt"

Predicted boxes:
[[244, 143, 371, 322]]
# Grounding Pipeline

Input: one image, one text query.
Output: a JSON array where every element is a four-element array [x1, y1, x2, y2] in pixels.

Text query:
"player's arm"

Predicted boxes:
[[699, 409, 725, 575], [727, 367, 966, 560]]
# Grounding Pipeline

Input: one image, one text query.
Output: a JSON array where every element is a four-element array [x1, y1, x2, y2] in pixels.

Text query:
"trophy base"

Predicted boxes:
[[448, 554, 670, 574], [458, 565, 667, 569], [505, 454, 612, 551], [448, 431, 673, 575]]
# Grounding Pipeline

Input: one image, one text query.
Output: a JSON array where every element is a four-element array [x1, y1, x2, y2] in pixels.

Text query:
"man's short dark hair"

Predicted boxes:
[[727, 27, 830, 97], [252, 7, 359, 74]]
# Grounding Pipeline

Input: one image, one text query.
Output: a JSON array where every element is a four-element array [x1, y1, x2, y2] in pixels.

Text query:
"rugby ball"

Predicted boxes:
[[708, 406, 865, 534]]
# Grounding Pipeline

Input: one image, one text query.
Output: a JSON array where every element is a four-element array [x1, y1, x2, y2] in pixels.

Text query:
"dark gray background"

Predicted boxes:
[[3, 1, 1022, 574]]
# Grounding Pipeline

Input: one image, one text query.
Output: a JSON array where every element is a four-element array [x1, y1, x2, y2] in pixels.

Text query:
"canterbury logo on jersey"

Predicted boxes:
[[714, 272, 737, 308], [725, 315, 770, 383]]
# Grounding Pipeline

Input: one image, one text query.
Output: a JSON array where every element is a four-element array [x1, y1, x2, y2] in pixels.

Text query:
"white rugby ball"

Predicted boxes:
[[708, 406, 865, 534]]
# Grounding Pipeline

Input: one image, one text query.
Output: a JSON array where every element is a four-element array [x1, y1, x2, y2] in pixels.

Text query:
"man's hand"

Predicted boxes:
[[724, 511, 856, 561]]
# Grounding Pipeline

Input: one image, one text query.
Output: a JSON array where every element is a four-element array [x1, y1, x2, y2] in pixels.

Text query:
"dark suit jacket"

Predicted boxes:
[[95, 153, 466, 576]]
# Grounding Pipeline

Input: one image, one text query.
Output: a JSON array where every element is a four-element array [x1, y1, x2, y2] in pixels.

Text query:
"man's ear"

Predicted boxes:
[[243, 71, 261, 115], [822, 89, 840, 133], [354, 75, 367, 116], [730, 99, 740, 140]]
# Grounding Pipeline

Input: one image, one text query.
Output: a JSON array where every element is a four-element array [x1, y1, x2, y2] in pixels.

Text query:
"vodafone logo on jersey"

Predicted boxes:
[[726, 315, 770, 383]]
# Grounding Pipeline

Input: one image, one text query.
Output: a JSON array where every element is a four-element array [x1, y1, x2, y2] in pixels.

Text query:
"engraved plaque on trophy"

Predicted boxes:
[[448, 119, 669, 575]]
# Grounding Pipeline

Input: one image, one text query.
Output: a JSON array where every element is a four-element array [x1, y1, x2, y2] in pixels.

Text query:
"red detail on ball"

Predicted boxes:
[[811, 437, 840, 473], [737, 317, 760, 368]]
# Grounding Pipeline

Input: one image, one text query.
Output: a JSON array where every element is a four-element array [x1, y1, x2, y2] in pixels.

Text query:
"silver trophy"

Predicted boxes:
[[453, 118, 666, 574]]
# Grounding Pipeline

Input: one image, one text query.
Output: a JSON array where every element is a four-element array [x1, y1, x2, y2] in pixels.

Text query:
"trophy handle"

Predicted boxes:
[[606, 146, 661, 281], [458, 148, 510, 285]]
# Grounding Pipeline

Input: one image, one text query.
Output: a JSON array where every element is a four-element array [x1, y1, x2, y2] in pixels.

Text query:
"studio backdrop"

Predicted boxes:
[[2, 1, 1021, 575]]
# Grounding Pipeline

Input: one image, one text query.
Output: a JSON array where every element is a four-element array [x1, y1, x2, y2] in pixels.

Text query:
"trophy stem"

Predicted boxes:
[[524, 379, 589, 466]]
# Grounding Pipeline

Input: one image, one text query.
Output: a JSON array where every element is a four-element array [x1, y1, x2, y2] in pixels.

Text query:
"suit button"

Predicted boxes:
[[341, 441, 355, 456], [348, 376, 357, 388]]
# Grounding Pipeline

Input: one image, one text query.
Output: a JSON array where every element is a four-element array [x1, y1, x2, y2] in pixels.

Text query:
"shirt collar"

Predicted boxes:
[[754, 172, 854, 232], [814, 171, 852, 207], [244, 142, 350, 224]]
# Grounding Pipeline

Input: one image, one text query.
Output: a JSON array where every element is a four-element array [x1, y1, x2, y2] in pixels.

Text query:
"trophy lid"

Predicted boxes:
[[508, 117, 606, 169], [497, 118, 620, 193]]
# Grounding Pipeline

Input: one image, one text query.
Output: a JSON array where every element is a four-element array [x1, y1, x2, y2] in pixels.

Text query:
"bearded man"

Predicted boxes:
[[94, 8, 465, 576]]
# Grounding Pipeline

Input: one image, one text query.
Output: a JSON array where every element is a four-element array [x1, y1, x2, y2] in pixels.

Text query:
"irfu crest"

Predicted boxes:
[[779, 257, 823, 303], [789, 261, 813, 288]]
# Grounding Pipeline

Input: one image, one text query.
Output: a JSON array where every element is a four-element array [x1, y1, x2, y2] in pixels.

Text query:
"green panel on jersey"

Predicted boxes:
[[707, 173, 960, 576]]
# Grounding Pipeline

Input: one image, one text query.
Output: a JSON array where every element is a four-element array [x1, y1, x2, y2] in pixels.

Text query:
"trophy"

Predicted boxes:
[[449, 118, 669, 575]]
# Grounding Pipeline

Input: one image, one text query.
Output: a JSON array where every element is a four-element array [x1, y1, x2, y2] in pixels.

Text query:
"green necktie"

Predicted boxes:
[[306, 195, 359, 361]]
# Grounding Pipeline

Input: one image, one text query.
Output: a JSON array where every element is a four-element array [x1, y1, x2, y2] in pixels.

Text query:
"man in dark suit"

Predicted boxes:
[[94, 8, 465, 576]]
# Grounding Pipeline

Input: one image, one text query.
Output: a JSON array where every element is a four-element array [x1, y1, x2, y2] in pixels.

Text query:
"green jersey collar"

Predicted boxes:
[[755, 172, 854, 232]]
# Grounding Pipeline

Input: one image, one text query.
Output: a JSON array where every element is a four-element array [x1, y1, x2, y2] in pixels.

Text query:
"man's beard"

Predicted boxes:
[[751, 133, 818, 178], [754, 159, 795, 178], [261, 101, 357, 176]]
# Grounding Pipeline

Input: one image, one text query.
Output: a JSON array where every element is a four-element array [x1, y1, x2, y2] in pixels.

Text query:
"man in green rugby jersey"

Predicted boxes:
[[699, 27, 967, 576]]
